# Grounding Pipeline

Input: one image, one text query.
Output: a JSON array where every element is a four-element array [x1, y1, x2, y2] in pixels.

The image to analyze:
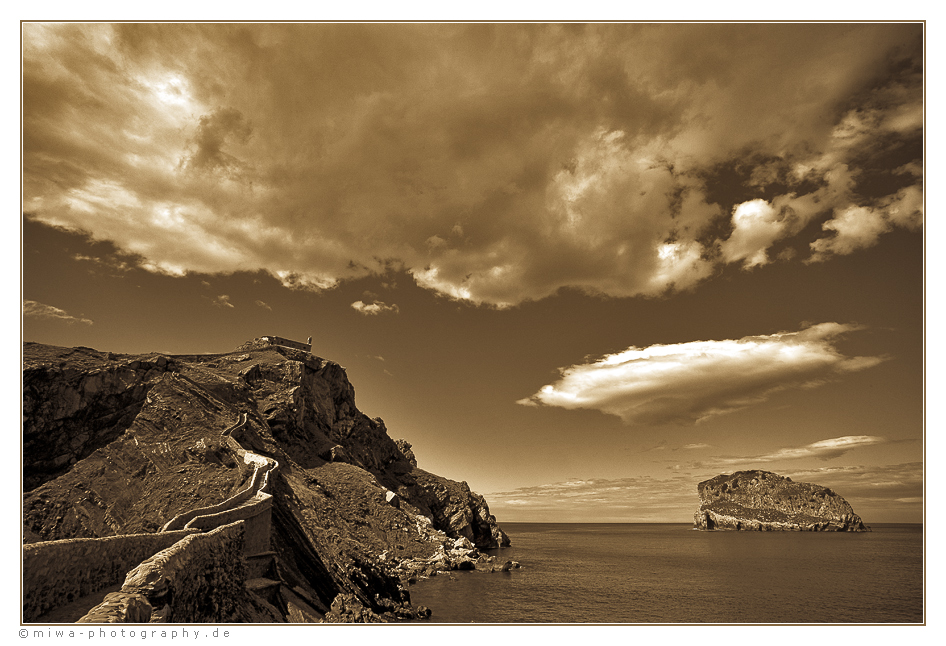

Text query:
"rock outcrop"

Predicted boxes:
[[23, 338, 510, 623], [23, 343, 176, 491], [693, 470, 869, 532]]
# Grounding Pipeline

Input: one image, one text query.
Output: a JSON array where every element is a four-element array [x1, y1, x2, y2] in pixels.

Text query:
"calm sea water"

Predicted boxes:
[[409, 522, 923, 624]]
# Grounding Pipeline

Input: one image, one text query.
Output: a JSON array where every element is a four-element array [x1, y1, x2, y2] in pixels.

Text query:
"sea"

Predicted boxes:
[[408, 522, 923, 624]]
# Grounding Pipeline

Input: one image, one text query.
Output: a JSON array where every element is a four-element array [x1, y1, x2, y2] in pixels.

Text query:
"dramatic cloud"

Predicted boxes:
[[351, 300, 399, 316], [23, 23, 922, 307], [518, 322, 885, 424], [23, 300, 93, 325]]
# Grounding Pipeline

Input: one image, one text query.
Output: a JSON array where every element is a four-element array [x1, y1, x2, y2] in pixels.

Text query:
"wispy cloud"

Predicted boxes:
[[486, 475, 697, 523], [73, 253, 133, 274], [23, 300, 92, 325], [784, 462, 923, 521], [254, 300, 272, 311], [351, 300, 399, 316], [688, 435, 887, 470], [22, 24, 921, 307], [517, 322, 885, 425], [486, 462, 922, 523], [785, 462, 921, 496]]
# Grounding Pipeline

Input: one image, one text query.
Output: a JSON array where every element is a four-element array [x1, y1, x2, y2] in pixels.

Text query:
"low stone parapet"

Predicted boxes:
[[26, 410, 281, 624], [162, 413, 279, 558], [23, 529, 198, 622], [184, 494, 273, 555], [76, 592, 152, 624], [120, 521, 248, 623]]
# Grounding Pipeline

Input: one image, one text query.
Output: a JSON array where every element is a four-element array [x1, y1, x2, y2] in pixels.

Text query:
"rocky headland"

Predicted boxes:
[[693, 470, 869, 532], [22, 338, 512, 623]]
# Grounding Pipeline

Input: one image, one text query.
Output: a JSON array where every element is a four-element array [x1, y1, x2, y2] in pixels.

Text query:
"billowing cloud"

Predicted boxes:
[[351, 300, 399, 316], [809, 185, 923, 261], [717, 75, 923, 269], [517, 322, 885, 425], [718, 199, 788, 268], [23, 23, 921, 307], [23, 300, 93, 325], [212, 294, 234, 309]]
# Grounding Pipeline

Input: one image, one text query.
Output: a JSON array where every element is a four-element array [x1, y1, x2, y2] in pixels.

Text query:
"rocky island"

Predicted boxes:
[[693, 470, 869, 532], [22, 337, 512, 624]]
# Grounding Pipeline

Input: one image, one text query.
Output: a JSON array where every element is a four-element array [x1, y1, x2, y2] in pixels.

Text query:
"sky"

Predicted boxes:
[[18, 21, 927, 524]]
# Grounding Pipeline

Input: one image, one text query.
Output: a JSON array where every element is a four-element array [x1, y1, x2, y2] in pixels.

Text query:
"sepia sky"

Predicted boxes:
[[20, 22, 926, 523]]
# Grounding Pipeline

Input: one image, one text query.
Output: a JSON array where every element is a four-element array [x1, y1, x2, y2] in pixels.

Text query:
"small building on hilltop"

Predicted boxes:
[[260, 335, 312, 352]]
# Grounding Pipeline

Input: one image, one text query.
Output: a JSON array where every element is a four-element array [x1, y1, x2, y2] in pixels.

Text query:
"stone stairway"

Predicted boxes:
[[65, 412, 287, 623]]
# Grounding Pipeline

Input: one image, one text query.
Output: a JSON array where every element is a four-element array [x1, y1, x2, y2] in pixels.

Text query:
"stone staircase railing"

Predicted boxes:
[[161, 414, 277, 532], [159, 413, 279, 574], [22, 529, 199, 622]]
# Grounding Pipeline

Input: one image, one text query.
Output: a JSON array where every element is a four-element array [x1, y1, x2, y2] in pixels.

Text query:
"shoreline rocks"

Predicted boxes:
[[388, 536, 521, 585]]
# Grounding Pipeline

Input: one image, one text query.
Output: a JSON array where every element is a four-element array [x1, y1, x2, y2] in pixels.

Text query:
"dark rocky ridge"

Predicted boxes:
[[693, 470, 868, 532], [23, 343, 178, 491], [23, 338, 511, 622]]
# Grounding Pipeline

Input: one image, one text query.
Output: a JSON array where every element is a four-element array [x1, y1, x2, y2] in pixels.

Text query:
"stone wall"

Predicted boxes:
[[184, 495, 273, 555], [26, 412, 280, 623], [76, 593, 152, 624], [161, 414, 278, 537], [23, 529, 198, 622], [161, 461, 264, 531], [119, 521, 248, 623]]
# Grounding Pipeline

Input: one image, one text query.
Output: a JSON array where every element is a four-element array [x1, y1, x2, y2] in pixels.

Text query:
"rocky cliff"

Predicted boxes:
[[23, 338, 511, 622], [693, 470, 868, 532]]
